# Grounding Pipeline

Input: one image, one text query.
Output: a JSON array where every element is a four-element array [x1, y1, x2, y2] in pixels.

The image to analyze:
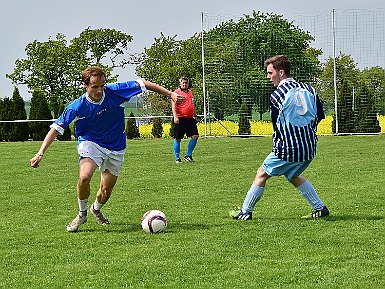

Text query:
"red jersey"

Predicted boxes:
[[174, 88, 195, 118]]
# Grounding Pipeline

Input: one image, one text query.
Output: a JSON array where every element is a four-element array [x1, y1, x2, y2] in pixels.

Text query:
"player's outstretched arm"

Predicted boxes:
[[30, 127, 59, 168], [142, 80, 185, 104]]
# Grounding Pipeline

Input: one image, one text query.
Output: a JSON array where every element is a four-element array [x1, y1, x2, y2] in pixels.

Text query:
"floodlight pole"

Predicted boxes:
[[332, 9, 339, 135], [201, 12, 207, 138]]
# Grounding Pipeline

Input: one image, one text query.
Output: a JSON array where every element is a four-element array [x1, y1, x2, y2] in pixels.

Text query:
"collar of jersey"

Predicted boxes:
[[278, 77, 295, 87], [85, 91, 105, 105]]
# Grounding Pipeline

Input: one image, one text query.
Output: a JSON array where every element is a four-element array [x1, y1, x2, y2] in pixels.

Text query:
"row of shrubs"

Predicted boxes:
[[2, 114, 384, 142], [131, 115, 334, 139], [133, 114, 385, 139], [130, 115, 385, 139]]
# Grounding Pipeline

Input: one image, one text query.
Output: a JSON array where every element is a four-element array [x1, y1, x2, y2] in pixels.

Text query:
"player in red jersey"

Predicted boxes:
[[171, 76, 199, 163]]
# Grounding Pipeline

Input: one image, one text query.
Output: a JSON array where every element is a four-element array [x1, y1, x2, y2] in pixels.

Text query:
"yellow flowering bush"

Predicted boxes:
[[250, 120, 274, 135], [317, 115, 333, 135], [198, 120, 238, 136], [316, 115, 385, 134], [138, 123, 172, 138], [378, 115, 385, 133], [136, 115, 385, 138], [138, 123, 153, 138]]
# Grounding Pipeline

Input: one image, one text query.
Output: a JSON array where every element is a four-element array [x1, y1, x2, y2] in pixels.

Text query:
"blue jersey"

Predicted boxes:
[[270, 78, 324, 162], [52, 80, 146, 151]]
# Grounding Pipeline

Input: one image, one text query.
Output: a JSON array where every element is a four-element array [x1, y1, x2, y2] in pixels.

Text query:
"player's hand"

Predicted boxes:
[[171, 92, 185, 104], [173, 116, 179, 124], [30, 154, 43, 168]]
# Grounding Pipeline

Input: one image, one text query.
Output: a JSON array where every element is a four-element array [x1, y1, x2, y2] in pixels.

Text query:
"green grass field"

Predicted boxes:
[[1, 136, 384, 288]]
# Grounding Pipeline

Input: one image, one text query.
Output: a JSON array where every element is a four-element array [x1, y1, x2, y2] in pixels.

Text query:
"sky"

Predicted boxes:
[[0, 0, 384, 100]]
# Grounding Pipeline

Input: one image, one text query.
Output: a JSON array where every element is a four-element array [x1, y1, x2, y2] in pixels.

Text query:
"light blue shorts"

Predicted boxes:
[[262, 152, 312, 181]]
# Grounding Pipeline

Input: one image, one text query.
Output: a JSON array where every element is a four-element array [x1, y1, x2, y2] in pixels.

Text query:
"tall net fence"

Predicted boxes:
[[201, 9, 385, 136], [2, 9, 384, 141]]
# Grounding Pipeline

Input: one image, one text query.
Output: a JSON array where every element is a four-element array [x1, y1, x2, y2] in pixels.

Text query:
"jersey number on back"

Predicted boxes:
[[293, 90, 308, 115]]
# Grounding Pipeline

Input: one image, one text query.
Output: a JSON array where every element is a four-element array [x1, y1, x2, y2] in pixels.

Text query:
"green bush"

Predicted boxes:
[[238, 99, 251, 135], [9, 87, 30, 141], [126, 111, 140, 139], [354, 81, 381, 133], [0, 98, 13, 141], [333, 80, 355, 133], [29, 89, 52, 141], [151, 117, 163, 138]]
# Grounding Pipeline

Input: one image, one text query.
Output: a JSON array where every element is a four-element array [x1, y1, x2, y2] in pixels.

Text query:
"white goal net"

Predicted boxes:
[[201, 9, 385, 136]]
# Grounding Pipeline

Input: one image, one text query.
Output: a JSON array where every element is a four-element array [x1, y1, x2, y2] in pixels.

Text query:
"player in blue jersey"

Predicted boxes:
[[30, 67, 185, 232], [232, 55, 329, 220]]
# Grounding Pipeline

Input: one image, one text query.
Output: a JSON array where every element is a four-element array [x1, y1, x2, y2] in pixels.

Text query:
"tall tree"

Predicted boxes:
[[10, 87, 30, 141], [29, 89, 52, 141], [360, 66, 385, 115], [136, 12, 321, 121], [238, 99, 251, 135], [0, 98, 4, 140], [136, 33, 202, 115], [204, 11, 322, 119], [126, 111, 140, 139], [332, 80, 354, 133], [7, 33, 78, 116], [151, 117, 163, 138], [70, 27, 136, 70], [7, 28, 136, 117], [354, 81, 381, 133], [0, 98, 13, 141], [317, 54, 360, 112]]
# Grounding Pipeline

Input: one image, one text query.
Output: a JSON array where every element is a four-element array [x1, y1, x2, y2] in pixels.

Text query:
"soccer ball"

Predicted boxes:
[[141, 210, 168, 233]]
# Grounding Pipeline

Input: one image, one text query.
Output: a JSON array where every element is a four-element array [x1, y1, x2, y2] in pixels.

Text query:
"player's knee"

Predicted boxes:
[[78, 174, 92, 185], [256, 166, 265, 177], [290, 176, 306, 187], [254, 167, 269, 186]]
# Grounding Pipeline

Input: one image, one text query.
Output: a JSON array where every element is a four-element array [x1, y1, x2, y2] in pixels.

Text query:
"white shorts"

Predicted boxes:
[[77, 141, 125, 176]]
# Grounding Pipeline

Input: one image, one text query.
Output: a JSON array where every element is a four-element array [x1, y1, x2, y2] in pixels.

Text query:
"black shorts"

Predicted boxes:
[[173, 118, 198, 139]]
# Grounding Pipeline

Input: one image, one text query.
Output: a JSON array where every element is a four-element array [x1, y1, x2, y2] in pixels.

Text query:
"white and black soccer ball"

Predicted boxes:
[[141, 210, 168, 233]]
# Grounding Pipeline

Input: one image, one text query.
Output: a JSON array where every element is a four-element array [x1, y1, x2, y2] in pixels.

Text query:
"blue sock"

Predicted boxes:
[[297, 180, 324, 210], [241, 182, 264, 213], [173, 140, 181, 160], [186, 138, 197, 156]]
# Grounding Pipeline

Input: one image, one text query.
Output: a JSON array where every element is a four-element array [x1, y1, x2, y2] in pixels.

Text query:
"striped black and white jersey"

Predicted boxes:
[[270, 78, 325, 162]]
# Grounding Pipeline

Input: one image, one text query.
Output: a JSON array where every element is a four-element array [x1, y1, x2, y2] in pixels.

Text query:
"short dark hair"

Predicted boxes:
[[264, 55, 291, 76], [82, 67, 106, 85], [179, 76, 189, 82]]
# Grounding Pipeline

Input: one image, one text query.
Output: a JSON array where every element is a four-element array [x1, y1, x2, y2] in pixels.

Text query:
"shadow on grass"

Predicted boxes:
[[74, 222, 218, 234], [245, 214, 384, 222], [69, 214, 383, 234]]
